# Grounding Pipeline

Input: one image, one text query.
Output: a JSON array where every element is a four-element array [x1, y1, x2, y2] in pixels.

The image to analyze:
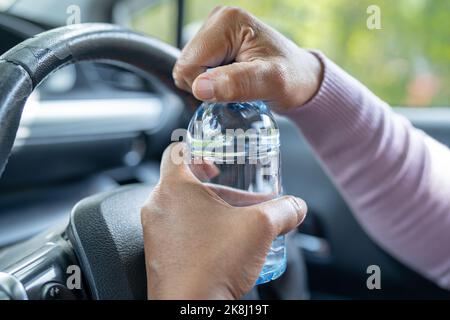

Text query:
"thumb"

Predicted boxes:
[[159, 142, 195, 182], [192, 61, 276, 102], [248, 196, 307, 236]]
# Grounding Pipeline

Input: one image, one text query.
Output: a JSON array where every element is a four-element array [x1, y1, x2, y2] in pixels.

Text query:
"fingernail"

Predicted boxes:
[[194, 78, 214, 100], [293, 197, 308, 224]]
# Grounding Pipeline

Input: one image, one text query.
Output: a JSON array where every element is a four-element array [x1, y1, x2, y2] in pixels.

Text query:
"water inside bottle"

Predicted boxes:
[[187, 101, 286, 285]]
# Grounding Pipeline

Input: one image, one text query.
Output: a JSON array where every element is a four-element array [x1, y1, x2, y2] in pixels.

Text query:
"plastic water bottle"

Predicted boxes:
[[187, 100, 285, 285]]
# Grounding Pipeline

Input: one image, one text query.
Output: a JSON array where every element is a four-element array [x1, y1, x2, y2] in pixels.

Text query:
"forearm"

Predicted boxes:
[[286, 52, 450, 288]]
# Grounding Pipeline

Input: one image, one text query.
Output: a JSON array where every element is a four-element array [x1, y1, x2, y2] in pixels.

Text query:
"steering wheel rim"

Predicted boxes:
[[0, 23, 197, 177], [0, 23, 198, 299]]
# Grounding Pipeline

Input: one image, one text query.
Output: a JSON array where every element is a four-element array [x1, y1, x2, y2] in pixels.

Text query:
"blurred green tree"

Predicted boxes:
[[133, 0, 450, 107]]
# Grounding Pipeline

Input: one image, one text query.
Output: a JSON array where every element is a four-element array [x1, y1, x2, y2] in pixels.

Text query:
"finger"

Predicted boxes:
[[191, 61, 278, 102], [204, 183, 275, 206], [248, 196, 307, 236], [189, 161, 220, 181], [173, 27, 231, 91], [173, 7, 247, 92], [208, 5, 225, 18]]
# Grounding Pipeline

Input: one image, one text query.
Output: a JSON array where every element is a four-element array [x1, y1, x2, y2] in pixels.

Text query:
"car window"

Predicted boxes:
[[131, 0, 450, 108], [131, 0, 178, 46]]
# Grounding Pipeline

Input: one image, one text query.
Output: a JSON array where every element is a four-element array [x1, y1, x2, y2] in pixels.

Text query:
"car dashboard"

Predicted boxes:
[[0, 12, 187, 247]]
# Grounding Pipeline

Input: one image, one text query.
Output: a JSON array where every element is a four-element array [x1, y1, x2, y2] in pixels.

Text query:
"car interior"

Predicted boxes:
[[0, 0, 449, 300]]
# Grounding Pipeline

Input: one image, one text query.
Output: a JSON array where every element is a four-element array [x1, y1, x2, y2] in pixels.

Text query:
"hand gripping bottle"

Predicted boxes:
[[187, 100, 285, 284]]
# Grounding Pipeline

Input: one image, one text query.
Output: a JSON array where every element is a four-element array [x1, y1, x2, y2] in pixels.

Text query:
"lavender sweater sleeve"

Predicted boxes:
[[285, 53, 450, 289]]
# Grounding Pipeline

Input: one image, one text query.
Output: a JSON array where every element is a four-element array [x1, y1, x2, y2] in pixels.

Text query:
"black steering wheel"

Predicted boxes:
[[0, 23, 198, 300]]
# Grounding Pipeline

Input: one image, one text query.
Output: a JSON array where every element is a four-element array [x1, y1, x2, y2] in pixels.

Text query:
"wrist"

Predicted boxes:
[[148, 275, 236, 300], [274, 49, 324, 115], [151, 288, 234, 300], [295, 49, 324, 107]]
